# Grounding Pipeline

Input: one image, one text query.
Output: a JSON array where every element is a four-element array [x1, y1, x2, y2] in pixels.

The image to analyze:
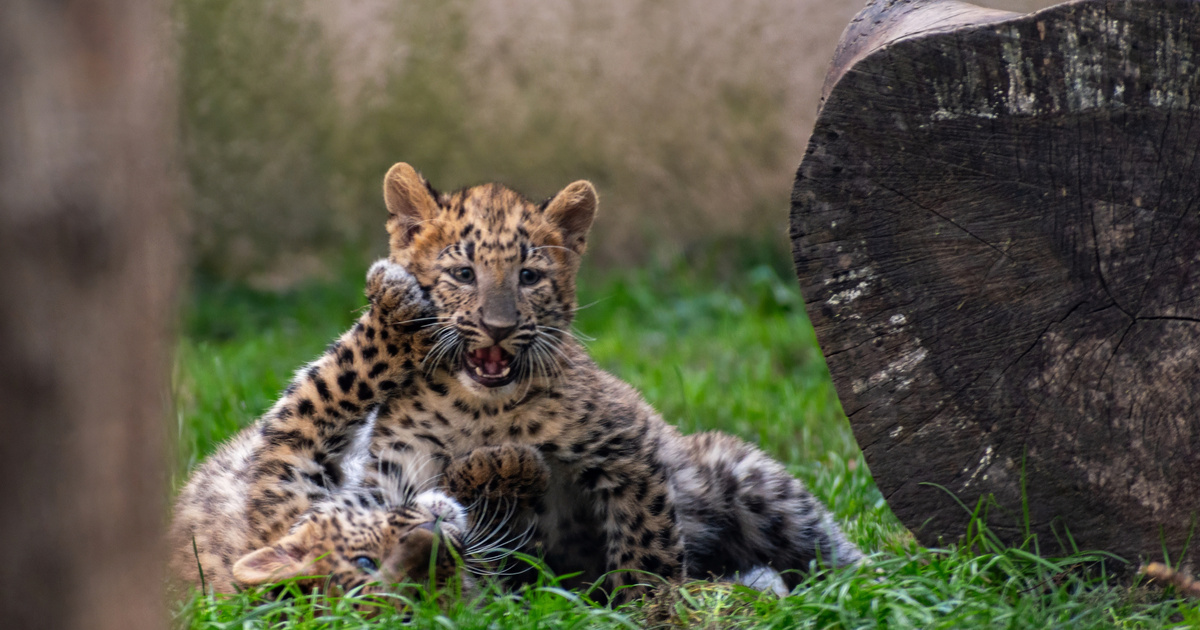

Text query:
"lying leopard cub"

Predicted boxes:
[[169, 262, 548, 597], [232, 444, 548, 598], [351, 163, 862, 601], [170, 426, 472, 596], [230, 487, 469, 597]]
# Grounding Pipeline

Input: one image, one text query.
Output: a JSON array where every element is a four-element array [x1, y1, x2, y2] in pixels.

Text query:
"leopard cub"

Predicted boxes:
[[344, 163, 862, 602]]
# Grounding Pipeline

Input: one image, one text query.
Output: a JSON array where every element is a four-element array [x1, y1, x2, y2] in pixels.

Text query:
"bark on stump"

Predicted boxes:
[[0, 1, 177, 628], [791, 0, 1200, 570]]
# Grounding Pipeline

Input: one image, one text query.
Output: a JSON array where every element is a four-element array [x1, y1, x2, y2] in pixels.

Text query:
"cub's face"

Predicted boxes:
[[232, 490, 468, 598], [382, 163, 597, 398]]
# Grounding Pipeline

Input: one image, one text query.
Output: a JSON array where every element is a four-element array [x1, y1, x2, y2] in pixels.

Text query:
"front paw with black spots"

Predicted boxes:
[[365, 259, 434, 332], [444, 444, 550, 507]]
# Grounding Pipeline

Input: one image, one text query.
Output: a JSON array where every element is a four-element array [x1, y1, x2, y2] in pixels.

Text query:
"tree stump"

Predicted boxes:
[[791, 0, 1200, 570]]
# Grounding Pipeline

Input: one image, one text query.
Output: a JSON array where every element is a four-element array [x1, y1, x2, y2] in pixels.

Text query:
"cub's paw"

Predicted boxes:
[[366, 259, 433, 330], [445, 444, 550, 505]]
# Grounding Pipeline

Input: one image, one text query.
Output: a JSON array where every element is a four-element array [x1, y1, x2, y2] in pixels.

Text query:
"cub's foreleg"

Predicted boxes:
[[442, 444, 551, 576], [243, 260, 432, 548], [444, 444, 550, 509]]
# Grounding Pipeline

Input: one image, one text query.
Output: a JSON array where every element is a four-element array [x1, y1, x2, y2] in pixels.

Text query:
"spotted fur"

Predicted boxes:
[[169, 262, 483, 596], [230, 489, 469, 599], [355, 163, 862, 602], [168, 420, 472, 597]]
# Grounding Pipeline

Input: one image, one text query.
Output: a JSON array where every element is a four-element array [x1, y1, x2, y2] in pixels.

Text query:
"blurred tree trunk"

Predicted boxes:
[[792, 0, 1200, 571], [0, 2, 177, 629]]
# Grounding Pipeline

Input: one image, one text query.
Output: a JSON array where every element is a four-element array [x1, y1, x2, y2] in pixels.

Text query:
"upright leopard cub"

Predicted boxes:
[[353, 163, 861, 601]]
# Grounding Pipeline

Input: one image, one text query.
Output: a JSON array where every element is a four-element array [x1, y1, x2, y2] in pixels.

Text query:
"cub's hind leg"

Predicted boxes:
[[672, 432, 861, 590]]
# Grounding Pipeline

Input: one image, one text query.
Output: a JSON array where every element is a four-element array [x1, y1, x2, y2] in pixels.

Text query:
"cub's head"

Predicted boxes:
[[232, 490, 469, 600], [382, 162, 597, 397]]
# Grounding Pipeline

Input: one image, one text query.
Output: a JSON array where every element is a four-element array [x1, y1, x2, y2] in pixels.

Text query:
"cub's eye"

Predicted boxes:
[[352, 556, 378, 572], [519, 268, 543, 286], [450, 266, 475, 283]]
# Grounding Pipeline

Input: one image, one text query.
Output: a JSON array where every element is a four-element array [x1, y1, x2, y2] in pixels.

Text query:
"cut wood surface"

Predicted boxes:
[[791, 0, 1200, 570]]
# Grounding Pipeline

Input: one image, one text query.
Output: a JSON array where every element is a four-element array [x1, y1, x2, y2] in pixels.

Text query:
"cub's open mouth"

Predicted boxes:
[[463, 345, 516, 387]]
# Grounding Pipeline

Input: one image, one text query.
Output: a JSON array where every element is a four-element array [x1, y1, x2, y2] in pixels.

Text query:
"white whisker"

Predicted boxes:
[[421, 318, 454, 329], [463, 494, 493, 546], [536, 332, 576, 369], [540, 325, 593, 344], [542, 336, 565, 375], [391, 316, 444, 326], [465, 499, 518, 551], [528, 245, 579, 258], [474, 515, 537, 554], [465, 508, 510, 550], [422, 329, 461, 373], [569, 297, 608, 314], [466, 564, 530, 578], [530, 340, 555, 382]]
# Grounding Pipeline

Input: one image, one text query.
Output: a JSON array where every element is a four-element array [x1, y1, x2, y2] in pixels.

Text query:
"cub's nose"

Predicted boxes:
[[480, 320, 516, 343]]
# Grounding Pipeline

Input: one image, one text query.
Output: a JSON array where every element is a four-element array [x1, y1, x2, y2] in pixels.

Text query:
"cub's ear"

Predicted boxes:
[[542, 180, 597, 256], [232, 526, 317, 586], [383, 162, 441, 250]]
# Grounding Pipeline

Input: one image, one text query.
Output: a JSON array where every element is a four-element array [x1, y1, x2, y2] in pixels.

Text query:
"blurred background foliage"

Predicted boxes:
[[175, 0, 835, 279], [176, 0, 1056, 283], [175, 0, 863, 282]]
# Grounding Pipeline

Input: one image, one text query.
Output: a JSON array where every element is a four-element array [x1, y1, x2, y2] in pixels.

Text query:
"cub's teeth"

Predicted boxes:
[[474, 366, 485, 376], [498, 366, 511, 377]]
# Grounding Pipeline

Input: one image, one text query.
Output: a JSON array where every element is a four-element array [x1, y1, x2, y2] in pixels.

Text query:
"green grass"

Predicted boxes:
[[173, 252, 1198, 628]]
